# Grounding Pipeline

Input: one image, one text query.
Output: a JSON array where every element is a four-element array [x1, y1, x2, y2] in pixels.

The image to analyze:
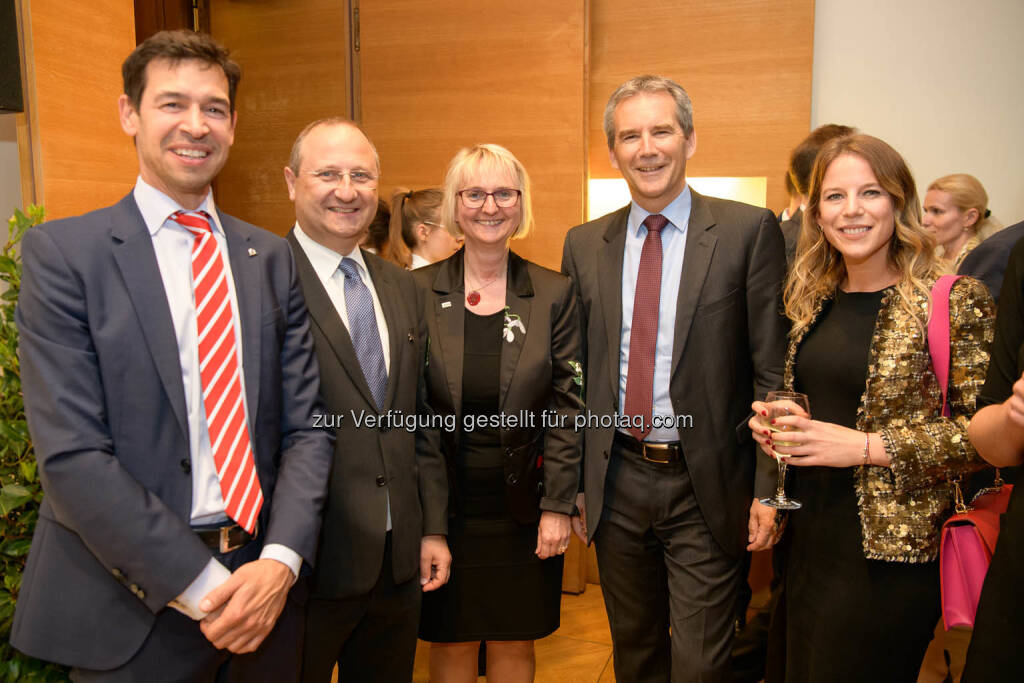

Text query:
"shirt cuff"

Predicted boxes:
[[260, 543, 302, 583], [168, 557, 231, 620]]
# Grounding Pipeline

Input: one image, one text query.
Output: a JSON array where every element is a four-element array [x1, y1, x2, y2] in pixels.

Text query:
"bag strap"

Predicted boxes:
[[928, 274, 964, 417]]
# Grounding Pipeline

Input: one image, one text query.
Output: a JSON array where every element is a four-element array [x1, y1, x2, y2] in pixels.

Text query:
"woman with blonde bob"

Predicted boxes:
[[413, 143, 583, 682], [923, 173, 1001, 268], [386, 187, 461, 269], [747, 134, 994, 682]]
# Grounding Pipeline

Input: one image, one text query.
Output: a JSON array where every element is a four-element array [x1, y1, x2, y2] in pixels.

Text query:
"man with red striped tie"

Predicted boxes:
[[10, 31, 333, 682]]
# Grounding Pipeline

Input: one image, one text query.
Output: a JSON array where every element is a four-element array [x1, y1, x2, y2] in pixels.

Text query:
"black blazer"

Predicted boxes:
[[412, 249, 583, 524], [287, 233, 448, 599]]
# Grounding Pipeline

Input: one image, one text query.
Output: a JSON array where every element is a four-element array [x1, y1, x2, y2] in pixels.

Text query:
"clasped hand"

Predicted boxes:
[[199, 558, 293, 654], [748, 400, 866, 468]]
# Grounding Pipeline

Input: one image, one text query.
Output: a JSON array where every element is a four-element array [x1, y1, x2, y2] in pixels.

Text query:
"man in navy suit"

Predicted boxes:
[[10, 30, 332, 681]]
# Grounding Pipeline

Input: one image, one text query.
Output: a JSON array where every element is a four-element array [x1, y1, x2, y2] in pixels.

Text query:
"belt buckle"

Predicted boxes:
[[219, 525, 237, 554], [640, 443, 672, 464], [219, 523, 254, 554]]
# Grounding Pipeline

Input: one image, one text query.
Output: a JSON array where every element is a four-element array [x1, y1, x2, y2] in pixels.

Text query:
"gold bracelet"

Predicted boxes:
[[862, 432, 871, 466]]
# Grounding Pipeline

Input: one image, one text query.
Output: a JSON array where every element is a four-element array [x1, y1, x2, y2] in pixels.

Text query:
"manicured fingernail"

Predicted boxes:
[[770, 419, 776, 424], [761, 410, 768, 416]]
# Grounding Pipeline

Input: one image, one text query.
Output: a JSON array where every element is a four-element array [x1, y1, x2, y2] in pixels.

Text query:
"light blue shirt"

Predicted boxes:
[[618, 186, 692, 442], [133, 178, 300, 619]]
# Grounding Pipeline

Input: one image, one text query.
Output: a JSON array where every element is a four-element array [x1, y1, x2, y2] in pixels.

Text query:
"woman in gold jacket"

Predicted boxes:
[[748, 134, 994, 683]]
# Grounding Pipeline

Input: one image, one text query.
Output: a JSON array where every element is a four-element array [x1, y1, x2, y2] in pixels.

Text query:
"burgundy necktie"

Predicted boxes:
[[624, 213, 668, 442], [171, 210, 263, 534]]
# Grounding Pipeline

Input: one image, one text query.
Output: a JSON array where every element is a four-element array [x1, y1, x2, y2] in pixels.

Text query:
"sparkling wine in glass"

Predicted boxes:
[[758, 390, 809, 511]]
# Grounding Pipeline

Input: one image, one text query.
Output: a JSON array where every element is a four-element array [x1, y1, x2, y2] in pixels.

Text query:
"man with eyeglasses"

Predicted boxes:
[[561, 75, 788, 681], [282, 117, 450, 682]]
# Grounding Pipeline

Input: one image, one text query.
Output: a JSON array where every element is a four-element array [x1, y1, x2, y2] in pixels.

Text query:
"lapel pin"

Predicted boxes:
[[247, 248, 258, 257], [441, 301, 452, 309]]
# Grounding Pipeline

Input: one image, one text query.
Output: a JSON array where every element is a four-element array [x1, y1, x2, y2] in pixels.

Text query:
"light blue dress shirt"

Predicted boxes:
[[618, 185, 692, 442]]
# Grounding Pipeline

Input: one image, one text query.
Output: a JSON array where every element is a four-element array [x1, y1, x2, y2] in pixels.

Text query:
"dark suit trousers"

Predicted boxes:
[[595, 441, 743, 683], [302, 532, 421, 682], [71, 541, 306, 683]]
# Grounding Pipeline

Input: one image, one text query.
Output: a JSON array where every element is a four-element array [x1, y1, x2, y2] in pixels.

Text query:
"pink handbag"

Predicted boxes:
[[930, 274, 1013, 630]]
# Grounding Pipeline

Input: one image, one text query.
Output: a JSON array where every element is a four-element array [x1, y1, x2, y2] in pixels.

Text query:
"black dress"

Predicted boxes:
[[773, 289, 941, 683], [963, 236, 1024, 682], [419, 309, 563, 642]]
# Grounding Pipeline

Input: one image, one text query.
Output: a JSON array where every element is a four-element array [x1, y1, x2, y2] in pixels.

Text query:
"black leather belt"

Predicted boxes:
[[614, 430, 683, 464], [194, 523, 255, 554]]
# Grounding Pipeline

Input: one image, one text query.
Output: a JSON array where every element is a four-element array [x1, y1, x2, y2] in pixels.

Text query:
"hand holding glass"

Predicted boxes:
[[758, 391, 809, 510]]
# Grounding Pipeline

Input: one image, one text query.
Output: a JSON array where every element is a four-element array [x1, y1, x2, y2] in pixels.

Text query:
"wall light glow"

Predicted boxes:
[[587, 177, 768, 220]]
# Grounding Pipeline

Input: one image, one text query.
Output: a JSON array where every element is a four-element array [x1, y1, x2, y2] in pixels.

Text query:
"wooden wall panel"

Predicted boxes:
[[209, 0, 350, 235], [19, 0, 137, 218], [359, 0, 587, 270], [589, 0, 814, 212]]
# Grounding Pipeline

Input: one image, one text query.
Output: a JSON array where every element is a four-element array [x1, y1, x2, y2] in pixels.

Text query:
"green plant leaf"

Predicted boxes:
[[0, 539, 31, 558], [0, 484, 33, 515]]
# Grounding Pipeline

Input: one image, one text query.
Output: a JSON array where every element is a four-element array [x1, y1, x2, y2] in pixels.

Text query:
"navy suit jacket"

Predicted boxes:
[[959, 220, 1024, 304], [11, 194, 333, 670]]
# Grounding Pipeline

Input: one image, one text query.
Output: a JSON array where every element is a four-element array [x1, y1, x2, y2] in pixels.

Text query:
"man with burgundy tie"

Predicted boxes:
[[561, 75, 788, 681], [11, 31, 333, 681], [282, 118, 450, 682]]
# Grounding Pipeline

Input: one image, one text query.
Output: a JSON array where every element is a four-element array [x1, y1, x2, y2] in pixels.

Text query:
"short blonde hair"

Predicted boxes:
[[440, 143, 533, 240]]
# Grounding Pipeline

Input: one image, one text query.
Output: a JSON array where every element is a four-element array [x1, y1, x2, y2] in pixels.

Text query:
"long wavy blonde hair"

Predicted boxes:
[[785, 134, 940, 338]]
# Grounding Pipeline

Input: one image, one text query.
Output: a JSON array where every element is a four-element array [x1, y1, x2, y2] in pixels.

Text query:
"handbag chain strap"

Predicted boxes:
[[952, 469, 1005, 515]]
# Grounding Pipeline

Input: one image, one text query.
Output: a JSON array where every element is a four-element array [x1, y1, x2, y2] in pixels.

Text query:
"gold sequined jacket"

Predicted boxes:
[[783, 277, 995, 562]]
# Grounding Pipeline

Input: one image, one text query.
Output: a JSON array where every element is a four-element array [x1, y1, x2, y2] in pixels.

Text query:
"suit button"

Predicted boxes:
[[180, 459, 192, 475], [376, 475, 387, 487], [111, 568, 124, 579], [505, 448, 513, 459], [506, 473, 518, 485], [137, 588, 146, 599]]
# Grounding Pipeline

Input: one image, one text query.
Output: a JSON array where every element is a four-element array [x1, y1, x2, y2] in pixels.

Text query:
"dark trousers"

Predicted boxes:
[[595, 443, 742, 683], [71, 541, 306, 683], [302, 533, 421, 682]]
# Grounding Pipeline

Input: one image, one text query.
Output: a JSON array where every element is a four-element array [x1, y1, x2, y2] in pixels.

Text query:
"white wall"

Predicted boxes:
[[0, 114, 21, 223], [812, 0, 1024, 227]]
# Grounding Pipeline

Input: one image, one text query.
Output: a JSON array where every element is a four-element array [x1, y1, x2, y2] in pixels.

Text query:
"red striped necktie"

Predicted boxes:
[[170, 210, 262, 534]]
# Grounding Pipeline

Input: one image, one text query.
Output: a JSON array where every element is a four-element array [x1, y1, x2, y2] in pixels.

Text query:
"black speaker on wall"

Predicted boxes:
[[0, 0, 24, 112]]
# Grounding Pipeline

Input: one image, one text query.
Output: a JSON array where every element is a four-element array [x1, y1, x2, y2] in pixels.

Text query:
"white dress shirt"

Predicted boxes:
[[292, 223, 393, 530], [618, 185, 692, 442], [133, 178, 301, 620]]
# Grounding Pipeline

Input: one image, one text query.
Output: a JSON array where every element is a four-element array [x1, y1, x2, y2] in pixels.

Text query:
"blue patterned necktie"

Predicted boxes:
[[339, 258, 387, 410]]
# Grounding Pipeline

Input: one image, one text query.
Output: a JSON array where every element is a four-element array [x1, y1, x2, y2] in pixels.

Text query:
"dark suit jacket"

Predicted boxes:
[[412, 250, 583, 524], [287, 232, 448, 599], [779, 207, 803, 266], [561, 190, 788, 556], [11, 195, 333, 670], [958, 220, 1024, 304]]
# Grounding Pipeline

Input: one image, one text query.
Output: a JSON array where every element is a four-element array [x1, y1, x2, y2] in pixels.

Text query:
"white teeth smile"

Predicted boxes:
[[841, 227, 870, 234], [174, 149, 208, 159], [477, 220, 503, 226]]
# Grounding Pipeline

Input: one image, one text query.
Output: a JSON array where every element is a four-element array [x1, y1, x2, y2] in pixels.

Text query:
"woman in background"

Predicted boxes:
[[388, 187, 461, 269], [748, 134, 994, 682], [922, 173, 1000, 269], [359, 198, 391, 255], [413, 143, 582, 682]]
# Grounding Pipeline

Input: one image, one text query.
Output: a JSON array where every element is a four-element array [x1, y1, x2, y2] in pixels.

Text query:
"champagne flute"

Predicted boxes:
[[758, 390, 809, 510]]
